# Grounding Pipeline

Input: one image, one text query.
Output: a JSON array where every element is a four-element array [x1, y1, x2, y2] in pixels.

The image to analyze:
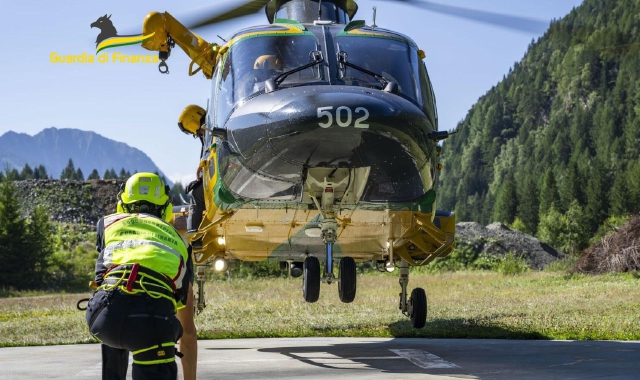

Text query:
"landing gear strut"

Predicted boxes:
[[321, 218, 339, 284], [195, 261, 210, 315], [398, 259, 427, 328]]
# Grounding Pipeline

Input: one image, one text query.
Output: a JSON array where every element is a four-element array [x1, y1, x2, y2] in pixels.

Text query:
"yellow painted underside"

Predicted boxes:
[[183, 207, 455, 266]]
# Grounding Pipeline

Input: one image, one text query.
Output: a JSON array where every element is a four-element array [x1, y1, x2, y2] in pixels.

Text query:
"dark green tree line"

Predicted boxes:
[[437, 0, 640, 249], [0, 177, 54, 289]]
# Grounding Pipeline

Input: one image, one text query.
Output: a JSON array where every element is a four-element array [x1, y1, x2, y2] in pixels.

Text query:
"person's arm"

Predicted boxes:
[[177, 283, 197, 380], [94, 217, 107, 285]]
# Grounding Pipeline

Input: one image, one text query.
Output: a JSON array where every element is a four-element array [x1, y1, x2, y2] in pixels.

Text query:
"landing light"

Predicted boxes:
[[216, 237, 226, 246], [304, 227, 322, 238], [213, 257, 228, 272], [384, 260, 396, 272]]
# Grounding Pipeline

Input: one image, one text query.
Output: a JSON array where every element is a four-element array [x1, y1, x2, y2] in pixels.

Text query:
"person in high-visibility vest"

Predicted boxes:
[[86, 173, 197, 380]]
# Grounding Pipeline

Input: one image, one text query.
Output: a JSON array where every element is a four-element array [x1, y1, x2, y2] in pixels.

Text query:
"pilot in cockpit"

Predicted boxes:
[[247, 54, 282, 95]]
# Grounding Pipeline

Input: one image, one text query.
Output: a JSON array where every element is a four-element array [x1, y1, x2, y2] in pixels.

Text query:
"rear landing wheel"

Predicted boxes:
[[303, 256, 320, 303], [410, 287, 427, 329], [338, 257, 357, 303]]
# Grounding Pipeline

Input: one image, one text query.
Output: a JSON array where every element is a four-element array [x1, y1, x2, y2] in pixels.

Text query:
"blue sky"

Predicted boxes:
[[0, 0, 583, 185]]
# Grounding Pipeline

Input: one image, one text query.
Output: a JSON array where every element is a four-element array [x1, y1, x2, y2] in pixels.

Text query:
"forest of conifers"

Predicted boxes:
[[437, 0, 640, 253]]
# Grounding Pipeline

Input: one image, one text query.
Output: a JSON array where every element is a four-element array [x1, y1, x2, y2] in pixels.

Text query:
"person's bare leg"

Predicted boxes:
[[177, 284, 197, 380]]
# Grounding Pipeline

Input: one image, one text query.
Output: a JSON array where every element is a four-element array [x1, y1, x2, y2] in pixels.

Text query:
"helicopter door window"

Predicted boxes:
[[335, 37, 421, 105], [215, 35, 321, 125], [419, 62, 437, 127]]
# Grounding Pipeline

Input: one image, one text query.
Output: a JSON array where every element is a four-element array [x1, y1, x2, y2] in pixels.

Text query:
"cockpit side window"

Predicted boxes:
[[335, 37, 422, 106], [419, 61, 438, 129]]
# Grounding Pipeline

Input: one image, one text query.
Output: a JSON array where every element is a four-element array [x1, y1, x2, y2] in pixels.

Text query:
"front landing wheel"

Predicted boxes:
[[303, 256, 321, 303], [410, 287, 427, 329]]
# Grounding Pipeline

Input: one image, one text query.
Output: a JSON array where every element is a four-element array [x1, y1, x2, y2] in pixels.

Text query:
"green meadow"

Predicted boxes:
[[1, 270, 639, 347]]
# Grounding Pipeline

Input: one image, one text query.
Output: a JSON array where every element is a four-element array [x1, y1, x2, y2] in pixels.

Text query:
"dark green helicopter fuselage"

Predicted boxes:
[[205, 18, 441, 213]]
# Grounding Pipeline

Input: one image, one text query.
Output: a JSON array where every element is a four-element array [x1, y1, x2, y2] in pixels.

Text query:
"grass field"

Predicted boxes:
[[1, 271, 639, 347]]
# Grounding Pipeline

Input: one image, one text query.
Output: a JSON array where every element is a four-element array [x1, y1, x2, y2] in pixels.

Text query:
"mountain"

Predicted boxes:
[[0, 127, 169, 182], [437, 0, 640, 239]]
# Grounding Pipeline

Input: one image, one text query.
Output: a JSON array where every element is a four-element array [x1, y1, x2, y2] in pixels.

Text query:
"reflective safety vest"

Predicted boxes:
[[102, 213, 188, 290]]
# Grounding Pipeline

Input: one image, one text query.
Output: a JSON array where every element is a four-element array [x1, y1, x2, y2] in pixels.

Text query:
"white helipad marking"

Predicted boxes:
[[72, 362, 102, 377], [390, 349, 460, 369]]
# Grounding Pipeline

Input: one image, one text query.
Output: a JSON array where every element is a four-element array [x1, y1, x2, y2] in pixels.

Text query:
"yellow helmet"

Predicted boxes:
[[178, 104, 206, 136], [254, 55, 282, 71], [116, 172, 173, 222]]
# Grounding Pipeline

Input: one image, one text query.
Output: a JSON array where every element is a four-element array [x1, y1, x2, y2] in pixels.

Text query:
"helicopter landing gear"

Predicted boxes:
[[338, 257, 356, 303], [194, 260, 210, 315], [303, 256, 321, 303], [398, 259, 427, 329], [320, 217, 339, 284]]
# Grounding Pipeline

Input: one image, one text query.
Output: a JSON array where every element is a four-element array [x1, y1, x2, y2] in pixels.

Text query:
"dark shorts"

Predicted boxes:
[[86, 289, 182, 352]]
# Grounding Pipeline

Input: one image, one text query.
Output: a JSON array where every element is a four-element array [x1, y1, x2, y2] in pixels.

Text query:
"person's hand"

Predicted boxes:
[[196, 160, 206, 180]]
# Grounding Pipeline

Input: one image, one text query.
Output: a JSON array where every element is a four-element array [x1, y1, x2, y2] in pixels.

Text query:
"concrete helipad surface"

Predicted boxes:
[[1, 338, 639, 379]]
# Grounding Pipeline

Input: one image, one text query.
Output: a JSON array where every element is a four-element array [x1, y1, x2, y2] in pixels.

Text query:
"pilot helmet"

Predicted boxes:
[[178, 104, 206, 136], [254, 55, 282, 71]]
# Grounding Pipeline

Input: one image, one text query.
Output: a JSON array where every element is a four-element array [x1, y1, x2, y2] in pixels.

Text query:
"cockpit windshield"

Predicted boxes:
[[216, 35, 320, 111], [335, 37, 421, 105]]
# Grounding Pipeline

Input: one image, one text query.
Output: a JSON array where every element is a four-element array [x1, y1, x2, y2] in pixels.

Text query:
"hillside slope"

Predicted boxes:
[[437, 0, 640, 236]]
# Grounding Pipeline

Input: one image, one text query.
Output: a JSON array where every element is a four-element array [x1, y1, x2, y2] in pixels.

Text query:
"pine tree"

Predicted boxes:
[[560, 162, 584, 212], [584, 160, 610, 232], [609, 172, 631, 216], [564, 200, 590, 255], [60, 159, 77, 180], [539, 169, 560, 216], [119, 168, 128, 179], [104, 168, 117, 180], [495, 174, 518, 224], [6, 168, 20, 181], [0, 178, 28, 288], [35, 165, 48, 180], [518, 177, 540, 234], [76, 168, 85, 181], [88, 169, 100, 180], [25, 206, 54, 287], [20, 164, 34, 180]]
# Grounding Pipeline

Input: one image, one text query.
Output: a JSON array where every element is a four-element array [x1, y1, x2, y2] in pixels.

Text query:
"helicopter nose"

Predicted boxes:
[[228, 86, 430, 169]]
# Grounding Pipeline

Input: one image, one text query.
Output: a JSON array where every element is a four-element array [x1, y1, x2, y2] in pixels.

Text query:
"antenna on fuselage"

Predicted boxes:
[[371, 6, 377, 28], [318, 0, 323, 20]]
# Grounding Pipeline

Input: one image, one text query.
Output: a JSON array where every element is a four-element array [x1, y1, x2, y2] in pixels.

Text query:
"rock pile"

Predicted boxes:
[[14, 179, 123, 227], [456, 222, 566, 270]]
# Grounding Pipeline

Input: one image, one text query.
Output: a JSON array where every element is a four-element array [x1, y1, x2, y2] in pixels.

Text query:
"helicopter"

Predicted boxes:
[[134, 0, 543, 329]]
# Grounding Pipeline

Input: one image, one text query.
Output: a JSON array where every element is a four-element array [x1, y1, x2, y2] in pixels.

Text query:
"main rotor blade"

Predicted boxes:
[[383, 0, 549, 34], [184, 0, 271, 29]]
